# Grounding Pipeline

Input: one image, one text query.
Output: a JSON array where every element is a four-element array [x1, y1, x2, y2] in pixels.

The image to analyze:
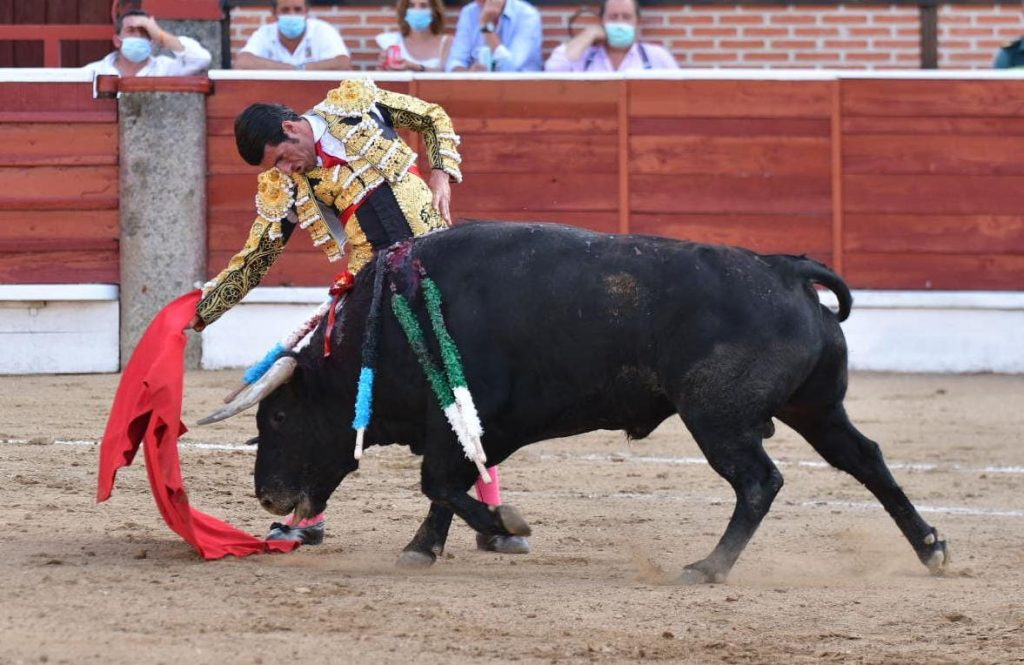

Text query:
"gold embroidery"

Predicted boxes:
[[292, 173, 343, 262], [376, 88, 463, 183], [314, 78, 378, 118], [255, 169, 295, 221], [197, 218, 284, 325]]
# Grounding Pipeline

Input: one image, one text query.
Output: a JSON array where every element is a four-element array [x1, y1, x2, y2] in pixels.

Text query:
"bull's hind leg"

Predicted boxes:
[[678, 423, 784, 584], [779, 403, 949, 573]]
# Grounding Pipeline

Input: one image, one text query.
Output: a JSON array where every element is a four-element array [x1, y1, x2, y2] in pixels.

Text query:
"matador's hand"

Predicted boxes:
[[428, 168, 453, 225]]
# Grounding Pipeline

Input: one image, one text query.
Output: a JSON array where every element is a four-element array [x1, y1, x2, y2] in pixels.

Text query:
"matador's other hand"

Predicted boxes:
[[428, 168, 453, 225]]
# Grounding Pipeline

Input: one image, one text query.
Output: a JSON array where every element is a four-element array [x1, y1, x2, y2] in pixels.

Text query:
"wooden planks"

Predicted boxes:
[[844, 135, 1024, 176], [630, 80, 833, 118], [631, 213, 832, 259], [845, 214, 1024, 255], [0, 83, 116, 122], [845, 253, 1024, 291], [0, 82, 118, 284], [841, 79, 1024, 289], [843, 80, 1024, 118], [628, 79, 836, 272], [204, 78, 1024, 291], [0, 123, 117, 166]]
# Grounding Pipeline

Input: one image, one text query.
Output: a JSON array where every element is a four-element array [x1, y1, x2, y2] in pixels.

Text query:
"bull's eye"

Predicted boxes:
[[270, 411, 287, 428]]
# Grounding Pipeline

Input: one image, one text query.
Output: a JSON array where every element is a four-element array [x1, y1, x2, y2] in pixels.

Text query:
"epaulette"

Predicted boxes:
[[254, 168, 294, 222], [314, 77, 378, 118]]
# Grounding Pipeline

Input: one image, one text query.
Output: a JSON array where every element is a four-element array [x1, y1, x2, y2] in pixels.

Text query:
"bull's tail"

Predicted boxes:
[[776, 256, 852, 322]]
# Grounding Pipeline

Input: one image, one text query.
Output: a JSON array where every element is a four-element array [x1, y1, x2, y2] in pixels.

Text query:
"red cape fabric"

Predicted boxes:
[[97, 290, 299, 559]]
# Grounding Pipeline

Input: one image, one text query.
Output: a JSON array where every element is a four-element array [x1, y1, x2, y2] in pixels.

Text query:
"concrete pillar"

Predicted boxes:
[[118, 90, 207, 369], [162, 19, 223, 69]]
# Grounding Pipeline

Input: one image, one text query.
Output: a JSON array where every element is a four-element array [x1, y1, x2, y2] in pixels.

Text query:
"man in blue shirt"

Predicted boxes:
[[994, 38, 1024, 69], [447, 0, 543, 72], [994, 1, 1024, 68]]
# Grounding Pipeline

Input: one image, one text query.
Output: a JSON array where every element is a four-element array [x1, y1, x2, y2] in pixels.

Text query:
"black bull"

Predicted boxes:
[[242, 221, 949, 583]]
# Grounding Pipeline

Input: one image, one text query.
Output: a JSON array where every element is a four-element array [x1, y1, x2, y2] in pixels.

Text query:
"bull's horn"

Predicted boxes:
[[197, 357, 298, 425]]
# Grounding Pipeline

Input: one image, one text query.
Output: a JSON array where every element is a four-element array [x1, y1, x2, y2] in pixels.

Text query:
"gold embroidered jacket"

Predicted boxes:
[[197, 79, 462, 326]]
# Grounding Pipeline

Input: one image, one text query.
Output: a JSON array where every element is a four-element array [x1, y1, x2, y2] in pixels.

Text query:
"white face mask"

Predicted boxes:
[[278, 14, 306, 39], [120, 36, 152, 63]]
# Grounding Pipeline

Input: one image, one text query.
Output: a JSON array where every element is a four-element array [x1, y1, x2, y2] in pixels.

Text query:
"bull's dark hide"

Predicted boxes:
[[249, 221, 948, 582]]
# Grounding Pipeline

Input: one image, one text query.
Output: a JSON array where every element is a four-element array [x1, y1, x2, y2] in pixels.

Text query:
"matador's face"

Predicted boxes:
[[262, 119, 317, 174]]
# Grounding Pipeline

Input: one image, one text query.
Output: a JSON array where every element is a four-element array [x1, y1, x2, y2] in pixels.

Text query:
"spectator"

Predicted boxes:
[[447, 0, 542, 72], [235, 0, 351, 71], [566, 6, 601, 39], [545, 0, 678, 72], [82, 9, 211, 77], [375, 0, 452, 72]]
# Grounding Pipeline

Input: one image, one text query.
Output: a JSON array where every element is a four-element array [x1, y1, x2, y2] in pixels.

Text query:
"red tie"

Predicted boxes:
[[315, 141, 346, 169]]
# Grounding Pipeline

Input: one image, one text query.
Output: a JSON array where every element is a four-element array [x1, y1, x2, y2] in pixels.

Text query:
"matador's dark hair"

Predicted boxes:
[[234, 103, 302, 166]]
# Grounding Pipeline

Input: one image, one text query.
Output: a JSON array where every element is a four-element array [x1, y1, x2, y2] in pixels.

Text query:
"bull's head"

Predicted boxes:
[[198, 356, 358, 521]]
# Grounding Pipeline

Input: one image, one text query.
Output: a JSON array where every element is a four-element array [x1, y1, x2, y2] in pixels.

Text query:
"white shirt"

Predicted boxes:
[[304, 110, 386, 164], [241, 18, 349, 67], [375, 32, 448, 71], [82, 36, 212, 76]]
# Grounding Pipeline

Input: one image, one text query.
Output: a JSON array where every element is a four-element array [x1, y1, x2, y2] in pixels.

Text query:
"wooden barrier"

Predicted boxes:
[[0, 25, 112, 68], [1, 76, 1020, 291], [841, 79, 1024, 290], [0, 81, 118, 284]]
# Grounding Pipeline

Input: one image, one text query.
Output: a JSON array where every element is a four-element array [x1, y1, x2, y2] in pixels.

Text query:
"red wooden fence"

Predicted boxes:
[[1, 77, 1021, 291], [0, 81, 118, 283], [0, 25, 112, 68]]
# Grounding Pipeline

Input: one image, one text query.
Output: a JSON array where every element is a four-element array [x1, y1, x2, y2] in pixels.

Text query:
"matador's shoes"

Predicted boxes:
[[266, 518, 326, 546], [476, 533, 531, 554]]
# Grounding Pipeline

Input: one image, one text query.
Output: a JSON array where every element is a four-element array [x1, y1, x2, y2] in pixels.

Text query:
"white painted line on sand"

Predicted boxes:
[[3, 439, 1019, 518], [3, 439, 1023, 475], [506, 490, 1024, 519], [540, 453, 1024, 476]]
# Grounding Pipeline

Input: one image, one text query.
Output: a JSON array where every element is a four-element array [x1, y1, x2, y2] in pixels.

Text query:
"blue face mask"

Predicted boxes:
[[278, 14, 307, 39], [604, 21, 635, 49], [120, 36, 152, 63], [405, 8, 434, 32]]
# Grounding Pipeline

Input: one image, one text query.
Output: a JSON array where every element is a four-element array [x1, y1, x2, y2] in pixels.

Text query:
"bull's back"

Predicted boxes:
[[406, 222, 827, 440]]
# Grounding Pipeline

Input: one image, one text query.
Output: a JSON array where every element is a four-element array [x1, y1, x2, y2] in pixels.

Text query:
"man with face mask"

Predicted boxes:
[[82, 10, 212, 77], [544, 0, 677, 72], [235, 0, 352, 71]]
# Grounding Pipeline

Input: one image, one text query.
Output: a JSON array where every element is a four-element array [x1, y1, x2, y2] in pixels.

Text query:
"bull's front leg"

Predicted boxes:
[[396, 501, 454, 568], [400, 453, 531, 567]]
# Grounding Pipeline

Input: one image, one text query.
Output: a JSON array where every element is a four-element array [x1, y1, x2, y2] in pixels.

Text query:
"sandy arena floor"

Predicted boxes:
[[0, 370, 1022, 664]]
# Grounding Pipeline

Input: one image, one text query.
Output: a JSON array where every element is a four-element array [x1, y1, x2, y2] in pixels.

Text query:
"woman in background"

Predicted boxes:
[[376, 0, 452, 72]]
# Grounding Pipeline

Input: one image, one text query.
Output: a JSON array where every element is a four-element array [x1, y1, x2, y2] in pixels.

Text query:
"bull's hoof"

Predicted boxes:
[[921, 528, 950, 575], [674, 567, 713, 586], [495, 504, 532, 537], [674, 563, 726, 586], [396, 549, 436, 569], [477, 533, 531, 554]]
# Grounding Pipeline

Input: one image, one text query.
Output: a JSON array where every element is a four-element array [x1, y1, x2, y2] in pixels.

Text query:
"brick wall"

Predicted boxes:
[[228, 3, 1024, 70]]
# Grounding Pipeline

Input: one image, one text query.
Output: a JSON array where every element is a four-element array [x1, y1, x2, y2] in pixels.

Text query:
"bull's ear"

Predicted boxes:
[[197, 357, 297, 425], [244, 436, 259, 446]]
